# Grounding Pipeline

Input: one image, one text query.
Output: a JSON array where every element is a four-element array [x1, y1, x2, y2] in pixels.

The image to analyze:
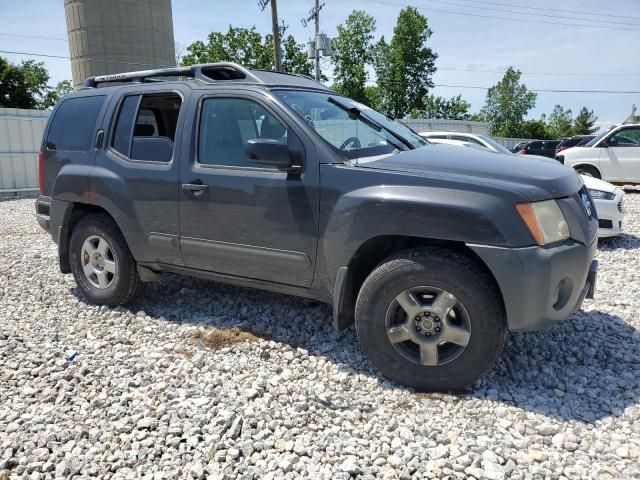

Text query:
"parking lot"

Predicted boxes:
[[1, 195, 639, 479]]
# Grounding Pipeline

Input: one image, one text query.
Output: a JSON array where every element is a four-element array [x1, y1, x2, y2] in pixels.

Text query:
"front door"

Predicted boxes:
[[178, 93, 319, 287], [601, 126, 640, 182]]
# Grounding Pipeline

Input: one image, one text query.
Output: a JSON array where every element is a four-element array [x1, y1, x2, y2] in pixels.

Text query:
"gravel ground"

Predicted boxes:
[[1, 196, 640, 480]]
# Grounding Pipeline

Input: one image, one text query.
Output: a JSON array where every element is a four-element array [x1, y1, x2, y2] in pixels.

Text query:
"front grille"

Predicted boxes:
[[618, 200, 623, 213], [599, 219, 613, 229]]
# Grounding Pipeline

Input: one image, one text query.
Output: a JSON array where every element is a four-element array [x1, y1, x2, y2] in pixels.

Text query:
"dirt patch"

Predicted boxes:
[[190, 326, 261, 350], [173, 347, 193, 359]]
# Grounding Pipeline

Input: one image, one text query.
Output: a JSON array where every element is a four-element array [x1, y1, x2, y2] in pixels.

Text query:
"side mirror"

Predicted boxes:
[[245, 139, 294, 170], [606, 136, 618, 147]]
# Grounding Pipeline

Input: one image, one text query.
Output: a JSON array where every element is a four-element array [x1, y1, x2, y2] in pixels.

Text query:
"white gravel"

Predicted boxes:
[[1, 196, 640, 480]]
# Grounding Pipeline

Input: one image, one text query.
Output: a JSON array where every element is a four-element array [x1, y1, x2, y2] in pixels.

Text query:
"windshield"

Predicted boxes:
[[476, 135, 513, 154], [585, 126, 615, 147], [273, 90, 426, 160]]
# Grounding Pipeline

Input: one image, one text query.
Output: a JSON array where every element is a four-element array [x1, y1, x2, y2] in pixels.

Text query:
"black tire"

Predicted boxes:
[[69, 214, 144, 305], [355, 247, 506, 392], [575, 165, 601, 179]]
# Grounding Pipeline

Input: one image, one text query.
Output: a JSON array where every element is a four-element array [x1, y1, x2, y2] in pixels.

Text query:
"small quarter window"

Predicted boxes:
[[46, 96, 106, 151], [111, 92, 182, 162]]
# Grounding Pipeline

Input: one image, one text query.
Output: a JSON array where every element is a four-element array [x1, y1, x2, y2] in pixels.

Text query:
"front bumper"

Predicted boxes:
[[470, 238, 598, 331], [593, 190, 624, 238]]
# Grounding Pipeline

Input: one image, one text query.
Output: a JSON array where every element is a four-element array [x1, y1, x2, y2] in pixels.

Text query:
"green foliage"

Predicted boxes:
[[373, 7, 437, 118], [0, 57, 50, 109], [519, 118, 553, 140], [280, 35, 313, 76], [182, 26, 312, 75], [416, 94, 471, 120], [572, 107, 598, 135], [547, 104, 574, 138], [331, 10, 376, 103], [480, 67, 537, 137], [41, 80, 73, 109], [363, 85, 382, 110]]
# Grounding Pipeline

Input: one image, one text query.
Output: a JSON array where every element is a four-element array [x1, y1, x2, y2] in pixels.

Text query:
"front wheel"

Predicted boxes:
[[355, 248, 506, 391], [69, 214, 144, 305]]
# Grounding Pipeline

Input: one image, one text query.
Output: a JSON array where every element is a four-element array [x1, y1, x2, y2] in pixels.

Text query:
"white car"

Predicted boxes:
[[559, 124, 640, 183], [582, 175, 624, 238], [420, 131, 513, 155]]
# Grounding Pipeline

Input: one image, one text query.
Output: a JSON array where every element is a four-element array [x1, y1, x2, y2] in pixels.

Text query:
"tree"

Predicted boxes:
[[572, 107, 598, 135], [416, 94, 471, 120], [547, 104, 573, 138], [0, 57, 50, 109], [41, 80, 73, 109], [373, 7, 437, 118], [479, 67, 537, 137], [182, 26, 272, 69], [279, 35, 313, 76], [181, 26, 312, 75], [520, 118, 553, 139], [331, 10, 376, 103]]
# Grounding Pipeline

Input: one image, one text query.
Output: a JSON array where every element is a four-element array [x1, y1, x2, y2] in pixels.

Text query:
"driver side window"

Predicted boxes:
[[610, 127, 640, 147], [198, 97, 287, 167]]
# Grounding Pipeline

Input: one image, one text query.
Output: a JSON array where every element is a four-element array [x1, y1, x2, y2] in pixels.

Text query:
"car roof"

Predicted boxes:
[[79, 62, 331, 93]]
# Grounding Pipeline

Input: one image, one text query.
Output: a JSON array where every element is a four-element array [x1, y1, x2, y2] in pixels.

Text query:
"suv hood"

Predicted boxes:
[[357, 144, 582, 201]]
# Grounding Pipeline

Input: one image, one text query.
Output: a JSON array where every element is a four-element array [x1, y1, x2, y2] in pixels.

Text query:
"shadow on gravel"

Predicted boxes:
[[598, 233, 640, 251], [72, 276, 640, 424], [474, 309, 640, 423]]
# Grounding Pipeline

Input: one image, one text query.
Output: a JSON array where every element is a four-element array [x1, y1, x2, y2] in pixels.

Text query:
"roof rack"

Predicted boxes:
[[83, 62, 329, 91]]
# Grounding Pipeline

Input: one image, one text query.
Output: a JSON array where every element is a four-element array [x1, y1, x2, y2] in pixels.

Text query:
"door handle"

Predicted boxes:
[[182, 183, 209, 195]]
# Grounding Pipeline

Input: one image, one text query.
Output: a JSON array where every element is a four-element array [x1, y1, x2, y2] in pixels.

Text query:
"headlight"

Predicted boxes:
[[516, 200, 570, 245], [588, 189, 615, 201]]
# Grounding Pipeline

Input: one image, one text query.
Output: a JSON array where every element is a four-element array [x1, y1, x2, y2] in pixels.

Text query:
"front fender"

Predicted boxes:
[[320, 184, 531, 277]]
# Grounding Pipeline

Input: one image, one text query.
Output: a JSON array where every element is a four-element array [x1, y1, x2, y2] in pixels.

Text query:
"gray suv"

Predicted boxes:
[[35, 63, 598, 391]]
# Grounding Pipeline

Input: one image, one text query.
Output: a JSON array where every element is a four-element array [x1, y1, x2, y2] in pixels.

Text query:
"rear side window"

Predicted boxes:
[[111, 92, 182, 162], [527, 141, 543, 149], [46, 96, 106, 151]]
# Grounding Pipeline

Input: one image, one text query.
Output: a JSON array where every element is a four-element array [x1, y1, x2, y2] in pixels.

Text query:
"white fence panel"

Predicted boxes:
[[0, 108, 49, 195]]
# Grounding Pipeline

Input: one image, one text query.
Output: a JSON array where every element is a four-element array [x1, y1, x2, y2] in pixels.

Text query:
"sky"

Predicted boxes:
[[1, 0, 639, 128]]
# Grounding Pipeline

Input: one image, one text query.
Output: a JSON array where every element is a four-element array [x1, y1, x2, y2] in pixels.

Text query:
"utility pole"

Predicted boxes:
[[313, 0, 320, 81], [303, 1, 324, 81], [259, 0, 282, 71]]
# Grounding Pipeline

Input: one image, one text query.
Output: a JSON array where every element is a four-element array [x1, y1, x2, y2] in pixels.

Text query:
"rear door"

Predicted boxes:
[[601, 126, 640, 182], [95, 85, 190, 265], [177, 90, 319, 287]]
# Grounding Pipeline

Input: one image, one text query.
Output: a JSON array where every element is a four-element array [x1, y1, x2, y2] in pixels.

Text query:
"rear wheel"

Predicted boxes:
[[69, 214, 144, 305], [355, 247, 505, 391], [575, 165, 601, 179]]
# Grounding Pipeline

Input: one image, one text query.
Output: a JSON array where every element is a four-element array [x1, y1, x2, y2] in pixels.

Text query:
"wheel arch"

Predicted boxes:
[[332, 235, 505, 330], [572, 162, 601, 178], [58, 202, 127, 274]]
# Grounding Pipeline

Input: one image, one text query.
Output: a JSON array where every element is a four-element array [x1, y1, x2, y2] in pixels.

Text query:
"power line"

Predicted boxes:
[[438, 67, 640, 78], [0, 50, 173, 68], [432, 83, 640, 94], [365, 0, 640, 32], [4, 51, 640, 94], [455, 0, 640, 22], [418, 0, 640, 28], [0, 32, 174, 52]]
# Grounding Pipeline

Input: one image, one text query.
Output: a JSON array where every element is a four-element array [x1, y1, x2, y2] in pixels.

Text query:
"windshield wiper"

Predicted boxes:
[[328, 97, 413, 150]]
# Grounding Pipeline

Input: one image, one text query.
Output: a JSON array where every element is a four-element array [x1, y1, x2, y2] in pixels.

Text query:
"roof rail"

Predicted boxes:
[[83, 62, 264, 88]]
